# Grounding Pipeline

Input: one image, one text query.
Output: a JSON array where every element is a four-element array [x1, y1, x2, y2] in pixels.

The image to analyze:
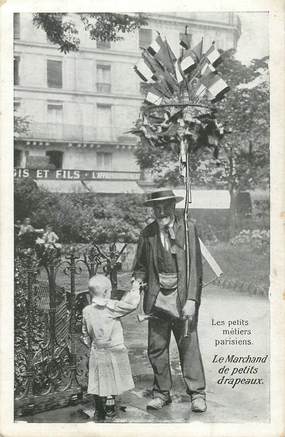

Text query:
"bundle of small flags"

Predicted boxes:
[[134, 32, 229, 107], [130, 32, 230, 170]]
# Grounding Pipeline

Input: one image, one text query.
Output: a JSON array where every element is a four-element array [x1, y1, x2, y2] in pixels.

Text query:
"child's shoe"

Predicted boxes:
[[105, 396, 116, 420]]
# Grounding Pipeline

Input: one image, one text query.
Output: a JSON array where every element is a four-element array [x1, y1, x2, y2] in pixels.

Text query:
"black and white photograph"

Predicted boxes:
[[0, 3, 284, 434]]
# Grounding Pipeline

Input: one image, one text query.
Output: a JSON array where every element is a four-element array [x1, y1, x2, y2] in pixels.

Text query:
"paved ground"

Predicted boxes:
[[18, 286, 270, 423]]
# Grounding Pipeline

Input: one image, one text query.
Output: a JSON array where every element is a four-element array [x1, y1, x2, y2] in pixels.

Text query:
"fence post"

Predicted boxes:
[[46, 262, 57, 358], [25, 254, 38, 398], [65, 248, 82, 392]]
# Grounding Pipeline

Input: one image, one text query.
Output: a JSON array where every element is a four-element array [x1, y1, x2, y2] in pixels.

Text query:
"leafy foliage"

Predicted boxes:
[[14, 180, 148, 243], [134, 50, 269, 193], [14, 113, 30, 138], [230, 229, 269, 253], [32, 13, 147, 53]]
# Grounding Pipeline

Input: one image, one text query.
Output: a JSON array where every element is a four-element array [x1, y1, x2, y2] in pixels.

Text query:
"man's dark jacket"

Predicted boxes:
[[133, 217, 203, 315]]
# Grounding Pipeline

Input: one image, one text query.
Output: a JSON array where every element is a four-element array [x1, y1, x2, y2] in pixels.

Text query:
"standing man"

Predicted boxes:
[[133, 189, 206, 412]]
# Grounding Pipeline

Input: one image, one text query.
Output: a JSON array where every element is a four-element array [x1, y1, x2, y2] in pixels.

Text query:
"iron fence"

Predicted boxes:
[[14, 240, 127, 417]]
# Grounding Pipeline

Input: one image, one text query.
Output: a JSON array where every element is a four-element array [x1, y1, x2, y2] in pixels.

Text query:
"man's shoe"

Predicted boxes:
[[94, 395, 106, 422], [146, 397, 172, 410], [94, 410, 105, 422], [191, 397, 207, 413]]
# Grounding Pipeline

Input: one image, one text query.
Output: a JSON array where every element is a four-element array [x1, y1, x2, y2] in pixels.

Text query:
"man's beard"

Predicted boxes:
[[156, 216, 173, 227]]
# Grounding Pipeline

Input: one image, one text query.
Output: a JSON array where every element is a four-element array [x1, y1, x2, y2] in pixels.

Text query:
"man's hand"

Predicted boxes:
[[182, 300, 196, 320], [130, 279, 142, 293]]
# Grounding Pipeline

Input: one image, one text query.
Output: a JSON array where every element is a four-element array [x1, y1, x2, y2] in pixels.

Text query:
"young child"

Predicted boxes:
[[81, 274, 141, 422]]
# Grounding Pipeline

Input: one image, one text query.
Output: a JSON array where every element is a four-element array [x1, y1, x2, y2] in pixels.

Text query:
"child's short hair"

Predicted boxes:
[[88, 274, 112, 298]]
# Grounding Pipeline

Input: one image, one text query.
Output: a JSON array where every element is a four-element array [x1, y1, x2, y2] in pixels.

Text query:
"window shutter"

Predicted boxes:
[[139, 29, 152, 49], [14, 56, 20, 85], [14, 13, 20, 40], [47, 60, 63, 88], [97, 39, 111, 49], [96, 65, 111, 93]]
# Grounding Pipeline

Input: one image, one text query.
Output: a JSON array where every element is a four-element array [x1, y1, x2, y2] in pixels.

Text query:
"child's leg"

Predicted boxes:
[[94, 395, 106, 422], [105, 395, 116, 419]]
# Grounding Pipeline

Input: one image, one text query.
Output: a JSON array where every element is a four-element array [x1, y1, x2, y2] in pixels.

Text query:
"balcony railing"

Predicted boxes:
[[19, 122, 134, 144]]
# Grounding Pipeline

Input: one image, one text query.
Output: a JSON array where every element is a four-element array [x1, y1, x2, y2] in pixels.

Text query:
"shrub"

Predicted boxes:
[[14, 181, 147, 243], [230, 229, 269, 252]]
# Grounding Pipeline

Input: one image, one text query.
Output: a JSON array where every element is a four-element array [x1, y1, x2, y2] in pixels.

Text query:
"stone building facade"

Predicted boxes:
[[14, 12, 241, 193]]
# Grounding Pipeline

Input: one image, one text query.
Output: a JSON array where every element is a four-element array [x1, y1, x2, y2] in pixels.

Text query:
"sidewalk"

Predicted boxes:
[[18, 286, 270, 423]]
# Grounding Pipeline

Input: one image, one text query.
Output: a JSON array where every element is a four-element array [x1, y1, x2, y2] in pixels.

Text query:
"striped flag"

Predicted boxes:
[[191, 39, 203, 60], [195, 72, 229, 101], [178, 39, 203, 75], [179, 33, 192, 50], [175, 61, 184, 82], [180, 50, 197, 73], [147, 34, 177, 76], [200, 60, 216, 77], [142, 49, 178, 93], [134, 59, 156, 82], [152, 81, 173, 99], [145, 90, 163, 105], [204, 43, 221, 66], [207, 75, 229, 101]]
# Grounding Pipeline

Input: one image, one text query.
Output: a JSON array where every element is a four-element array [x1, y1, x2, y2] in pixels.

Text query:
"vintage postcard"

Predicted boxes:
[[0, 0, 284, 436]]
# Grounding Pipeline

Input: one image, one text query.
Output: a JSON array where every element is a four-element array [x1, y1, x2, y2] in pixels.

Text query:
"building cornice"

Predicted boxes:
[[149, 13, 241, 36], [14, 85, 143, 102], [14, 40, 141, 59]]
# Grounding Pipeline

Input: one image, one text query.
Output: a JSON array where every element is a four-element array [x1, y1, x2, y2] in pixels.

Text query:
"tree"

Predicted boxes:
[[14, 113, 30, 138], [197, 52, 269, 235], [32, 13, 147, 53], [134, 50, 269, 236]]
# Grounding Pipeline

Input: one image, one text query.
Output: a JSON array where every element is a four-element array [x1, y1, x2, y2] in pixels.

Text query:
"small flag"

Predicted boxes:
[[151, 81, 172, 99], [147, 38, 162, 57], [163, 37, 177, 75], [204, 43, 221, 66], [199, 238, 223, 277], [191, 38, 203, 60], [195, 72, 229, 102], [179, 33, 192, 50], [175, 61, 184, 83], [178, 39, 203, 74], [206, 75, 230, 101], [145, 90, 163, 105], [200, 60, 216, 77], [134, 59, 156, 82], [143, 49, 179, 93], [180, 51, 197, 73], [147, 34, 177, 77]]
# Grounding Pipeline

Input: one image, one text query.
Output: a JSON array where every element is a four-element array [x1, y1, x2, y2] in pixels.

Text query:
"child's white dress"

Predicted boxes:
[[82, 290, 140, 396]]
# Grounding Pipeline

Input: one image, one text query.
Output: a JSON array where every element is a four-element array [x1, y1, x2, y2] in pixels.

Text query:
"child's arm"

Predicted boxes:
[[80, 310, 91, 348], [107, 280, 142, 318]]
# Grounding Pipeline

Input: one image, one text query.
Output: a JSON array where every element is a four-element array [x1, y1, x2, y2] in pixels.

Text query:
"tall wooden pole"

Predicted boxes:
[[183, 138, 192, 337]]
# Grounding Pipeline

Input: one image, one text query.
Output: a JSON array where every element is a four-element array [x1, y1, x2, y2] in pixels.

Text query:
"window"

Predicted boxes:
[[14, 56, 20, 85], [14, 100, 21, 112], [47, 102, 63, 139], [96, 65, 111, 93], [139, 29, 152, 49], [97, 39, 111, 49], [14, 13, 20, 40], [97, 152, 112, 171], [47, 102, 63, 123], [97, 104, 112, 141], [14, 149, 22, 167], [47, 60, 62, 88], [46, 151, 63, 169]]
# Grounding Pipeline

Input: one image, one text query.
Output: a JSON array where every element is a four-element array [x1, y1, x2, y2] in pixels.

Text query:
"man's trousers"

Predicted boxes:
[[147, 309, 206, 400]]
